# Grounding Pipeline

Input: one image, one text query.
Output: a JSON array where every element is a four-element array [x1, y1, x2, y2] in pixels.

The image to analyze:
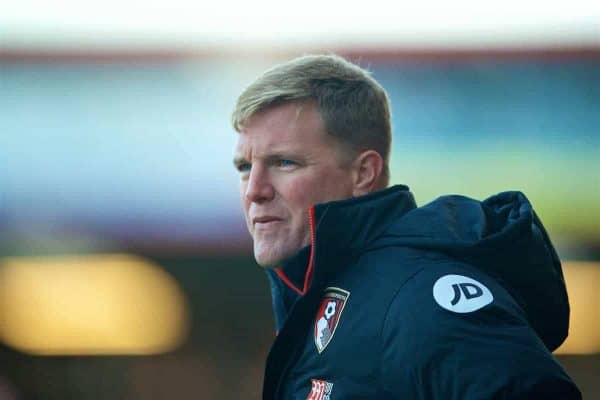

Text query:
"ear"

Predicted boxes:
[[352, 150, 384, 197]]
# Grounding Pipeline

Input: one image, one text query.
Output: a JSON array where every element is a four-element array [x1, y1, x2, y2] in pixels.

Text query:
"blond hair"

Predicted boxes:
[[232, 54, 392, 188]]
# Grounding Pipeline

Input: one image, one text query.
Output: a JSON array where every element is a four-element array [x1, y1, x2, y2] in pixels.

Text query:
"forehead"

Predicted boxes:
[[235, 102, 331, 154]]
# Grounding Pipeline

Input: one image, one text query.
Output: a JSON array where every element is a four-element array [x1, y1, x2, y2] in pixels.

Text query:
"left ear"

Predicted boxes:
[[351, 150, 383, 197]]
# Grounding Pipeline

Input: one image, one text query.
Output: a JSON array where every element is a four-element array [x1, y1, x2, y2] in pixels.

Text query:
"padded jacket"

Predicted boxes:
[[264, 185, 581, 400]]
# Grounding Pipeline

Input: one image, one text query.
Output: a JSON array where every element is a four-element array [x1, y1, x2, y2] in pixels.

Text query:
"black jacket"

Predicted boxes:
[[264, 185, 581, 399]]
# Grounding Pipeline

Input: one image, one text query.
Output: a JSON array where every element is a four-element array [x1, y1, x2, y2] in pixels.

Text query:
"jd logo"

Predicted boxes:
[[450, 283, 483, 305], [433, 274, 493, 313]]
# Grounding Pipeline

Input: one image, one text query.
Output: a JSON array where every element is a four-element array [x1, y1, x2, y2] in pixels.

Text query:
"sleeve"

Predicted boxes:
[[379, 263, 581, 400]]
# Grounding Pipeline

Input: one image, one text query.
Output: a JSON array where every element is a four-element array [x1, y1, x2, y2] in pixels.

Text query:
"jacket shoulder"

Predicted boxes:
[[377, 261, 580, 399], [351, 245, 435, 285]]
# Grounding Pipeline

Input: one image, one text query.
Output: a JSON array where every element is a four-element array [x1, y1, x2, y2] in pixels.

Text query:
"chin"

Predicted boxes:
[[254, 245, 293, 269], [253, 250, 279, 268], [254, 255, 276, 268]]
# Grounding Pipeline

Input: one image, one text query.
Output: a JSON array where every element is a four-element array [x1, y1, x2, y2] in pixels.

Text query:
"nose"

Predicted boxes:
[[245, 164, 275, 204]]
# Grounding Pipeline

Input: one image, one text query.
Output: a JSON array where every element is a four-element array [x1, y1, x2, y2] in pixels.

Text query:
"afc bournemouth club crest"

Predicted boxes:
[[314, 287, 350, 353]]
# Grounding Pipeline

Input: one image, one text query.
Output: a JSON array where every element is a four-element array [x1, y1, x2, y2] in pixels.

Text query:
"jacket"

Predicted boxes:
[[263, 185, 581, 399]]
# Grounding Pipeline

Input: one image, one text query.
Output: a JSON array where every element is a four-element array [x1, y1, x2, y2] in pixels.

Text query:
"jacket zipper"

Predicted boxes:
[[271, 206, 318, 399], [302, 206, 317, 293]]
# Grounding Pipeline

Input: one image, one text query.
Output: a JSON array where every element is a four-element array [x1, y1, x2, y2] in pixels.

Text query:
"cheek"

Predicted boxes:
[[280, 175, 321, 211], [311, 170, 354, 202], [277, 171, 351, 218], [239, 182, 245, 203], [239, 182, 251, 214]]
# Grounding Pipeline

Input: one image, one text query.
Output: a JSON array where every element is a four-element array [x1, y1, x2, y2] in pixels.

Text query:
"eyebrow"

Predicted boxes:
[[234, 152, 299, 164]]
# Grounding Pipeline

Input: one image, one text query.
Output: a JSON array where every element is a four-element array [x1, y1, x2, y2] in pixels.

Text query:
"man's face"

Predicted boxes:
[[234, 102, 356, 267]]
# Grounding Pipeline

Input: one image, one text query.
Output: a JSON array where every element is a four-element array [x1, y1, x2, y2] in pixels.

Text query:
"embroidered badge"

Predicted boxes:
[[306, 379, 333, 400], [433, 274, 493, 313], [314, 287, 350, 353]]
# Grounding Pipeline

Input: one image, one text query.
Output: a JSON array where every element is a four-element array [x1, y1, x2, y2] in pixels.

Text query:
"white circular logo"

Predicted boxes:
[[433, 274, 493, 313]]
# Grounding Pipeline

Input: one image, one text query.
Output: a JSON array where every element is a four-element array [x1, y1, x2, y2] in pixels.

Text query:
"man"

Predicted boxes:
[[232, 55, 581, 399]]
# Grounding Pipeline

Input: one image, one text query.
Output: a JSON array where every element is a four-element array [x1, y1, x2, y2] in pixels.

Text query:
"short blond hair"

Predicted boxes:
[[232, 54, 392, 188]]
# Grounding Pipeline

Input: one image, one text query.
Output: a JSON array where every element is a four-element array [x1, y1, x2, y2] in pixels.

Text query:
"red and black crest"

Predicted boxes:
[[314, 287, 350, 353]]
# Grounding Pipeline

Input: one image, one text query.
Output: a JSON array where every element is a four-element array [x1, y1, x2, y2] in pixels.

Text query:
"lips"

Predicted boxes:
[[253, 216, 282, 226]]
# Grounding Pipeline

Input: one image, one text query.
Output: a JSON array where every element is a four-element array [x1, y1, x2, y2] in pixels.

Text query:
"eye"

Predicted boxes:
[[275, 159, 298, 169], [236, 162, 251, 173]]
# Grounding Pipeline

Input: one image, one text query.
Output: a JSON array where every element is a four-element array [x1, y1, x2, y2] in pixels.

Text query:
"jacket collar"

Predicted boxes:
[[272, 185, 417, 296]]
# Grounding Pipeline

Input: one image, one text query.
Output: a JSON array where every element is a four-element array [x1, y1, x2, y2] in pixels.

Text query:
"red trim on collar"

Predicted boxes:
[[274, 206, 317, 296], [303, 206, 317, 293], [274, 268, 304, 296]]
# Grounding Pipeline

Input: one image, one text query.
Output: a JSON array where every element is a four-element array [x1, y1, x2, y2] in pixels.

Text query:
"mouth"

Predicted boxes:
[[253, 216, 283, 227]]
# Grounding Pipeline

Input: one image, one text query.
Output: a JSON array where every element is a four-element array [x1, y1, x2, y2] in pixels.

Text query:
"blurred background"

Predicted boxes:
[[1, 1, 599, 398]]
